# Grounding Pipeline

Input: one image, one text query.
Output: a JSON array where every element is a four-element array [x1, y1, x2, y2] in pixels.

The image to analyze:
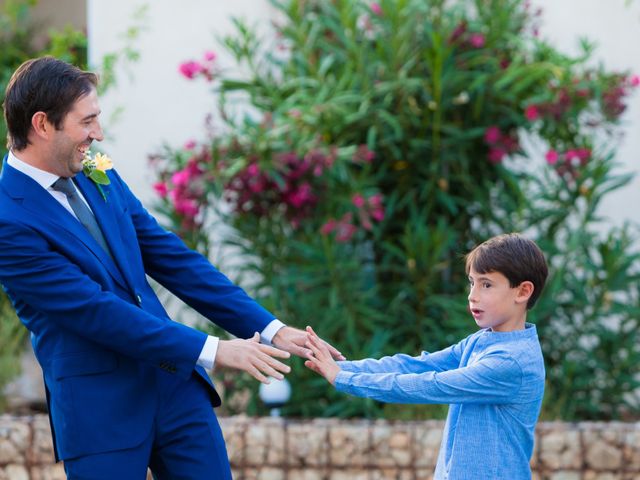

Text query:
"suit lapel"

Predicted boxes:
[[74, 173, 136, 294], [1, 162, 129, 291]]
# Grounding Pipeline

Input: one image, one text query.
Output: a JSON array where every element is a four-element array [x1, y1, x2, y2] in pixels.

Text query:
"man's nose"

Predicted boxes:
[[91, 123, 104, 142]]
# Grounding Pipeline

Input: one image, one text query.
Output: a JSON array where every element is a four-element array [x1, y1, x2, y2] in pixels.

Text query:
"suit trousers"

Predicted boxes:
[[63, 369, 231, 480]]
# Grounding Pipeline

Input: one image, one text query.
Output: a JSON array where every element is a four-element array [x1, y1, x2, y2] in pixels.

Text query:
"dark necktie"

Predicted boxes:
[[51, 177, 112, 257]]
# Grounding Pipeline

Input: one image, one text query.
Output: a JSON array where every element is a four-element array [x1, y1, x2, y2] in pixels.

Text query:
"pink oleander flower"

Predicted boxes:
[[353, 144, 376, 163], [525, 105, 539, 121], [352, 194, 366, 208], [203, 50, 217, 62], [368, 193, 383, 208], [153, 182, 168, 198], [321, 219, 337, 235], [246, 163, 260, 177], [178, 61, 203, 79], [566, 148, 591, 165], [335, 214, 357, 243], [469, 33, 485, 48], [171, 169, 191, 187], [370, 3, 382, 15], [488, 148, 506, 164], [630, 74, 640, 87], [184, 139, 197, 150], [174, 198, 199, 218], [545, 149, 559, 165], [484, 126, 501, 144]]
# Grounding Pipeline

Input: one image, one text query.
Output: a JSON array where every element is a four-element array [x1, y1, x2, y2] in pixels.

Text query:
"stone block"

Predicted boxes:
[[623, 428, 640, 471], [328, 420, 371, 467], [4, 465, 28, 480], [219, 415, 249, 466], [288, 469, 328, 480], [370, 468, 414, 480], [538, 425, 581, 470], [30, 464, 66, 480], [28, 416, 56, 465], [415, 469, 434, 480], [327, 469, 369, 480], [583, 426, 624, 470], [240, 468, 286, 480], [370, 420, 412, 468], [286, 420, 329, 467], [413, 421, 442, 469], [548, 472, 581, 480], [583, 472, 622, 480], [244, 417, 285, 466]]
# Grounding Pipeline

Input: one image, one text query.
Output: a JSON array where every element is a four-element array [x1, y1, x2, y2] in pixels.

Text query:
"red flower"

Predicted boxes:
[[153, 182, 168, 198], [469, 33, 485, 48], [484, 126, 501, 145], [352, 194, 366, 208], [545, 149, 559, 165], [488, 148, 505, 164], [178, 61, 203, 79], [525, 105, 539, 121]]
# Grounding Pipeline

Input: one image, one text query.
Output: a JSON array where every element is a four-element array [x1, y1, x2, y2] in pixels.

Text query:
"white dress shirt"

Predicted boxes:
[[7, 151, 286, 369]]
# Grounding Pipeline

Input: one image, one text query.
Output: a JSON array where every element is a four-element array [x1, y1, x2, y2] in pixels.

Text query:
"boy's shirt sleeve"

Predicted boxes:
[[338, 336, 468, 375], [335, 350, 523, 405]]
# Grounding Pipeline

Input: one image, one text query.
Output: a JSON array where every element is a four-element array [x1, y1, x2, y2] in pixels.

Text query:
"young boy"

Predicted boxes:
[[305, 233, 548, 480]]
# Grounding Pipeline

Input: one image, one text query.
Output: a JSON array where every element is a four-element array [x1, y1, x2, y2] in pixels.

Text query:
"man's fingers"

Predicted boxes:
[[254, 359, 285, 380], [259, 343, 292, 359], [260, 355, 291, 375], [247, 365, 269, 384], [279, 343, 310, 359]]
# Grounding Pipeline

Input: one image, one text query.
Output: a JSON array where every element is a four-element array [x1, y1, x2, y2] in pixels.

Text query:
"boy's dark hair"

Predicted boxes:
[[465, 233, 548, 309], [3, 56, 98, 151]]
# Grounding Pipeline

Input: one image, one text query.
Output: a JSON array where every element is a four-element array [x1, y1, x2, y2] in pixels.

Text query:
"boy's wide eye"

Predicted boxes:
[[483, 282, 491, 288]]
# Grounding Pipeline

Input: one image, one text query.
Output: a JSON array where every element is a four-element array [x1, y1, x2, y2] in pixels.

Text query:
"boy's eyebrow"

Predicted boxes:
[[468, 275, 494, 282]]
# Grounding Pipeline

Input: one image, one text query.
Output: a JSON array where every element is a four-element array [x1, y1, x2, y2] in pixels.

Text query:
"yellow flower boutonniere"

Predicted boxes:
[[82, 151, 113, 201]]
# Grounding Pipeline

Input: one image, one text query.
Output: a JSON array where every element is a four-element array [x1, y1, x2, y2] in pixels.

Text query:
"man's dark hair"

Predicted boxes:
[[3, 56, 98, 151], [465, 233, 549, 309]]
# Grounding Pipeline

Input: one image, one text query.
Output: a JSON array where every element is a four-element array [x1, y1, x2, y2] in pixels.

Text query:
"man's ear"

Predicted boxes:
[[515, 281, 534, 304], [31, 111, 52, 140]]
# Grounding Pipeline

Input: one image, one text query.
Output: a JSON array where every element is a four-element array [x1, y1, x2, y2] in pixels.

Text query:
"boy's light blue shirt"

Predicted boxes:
[[334, 323, 545, 480]]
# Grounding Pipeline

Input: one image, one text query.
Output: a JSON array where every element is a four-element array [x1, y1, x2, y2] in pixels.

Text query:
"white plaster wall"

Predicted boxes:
[[535, 0, 640, 227], [87, 0, 276, 204], [88, 0, 640, 226]]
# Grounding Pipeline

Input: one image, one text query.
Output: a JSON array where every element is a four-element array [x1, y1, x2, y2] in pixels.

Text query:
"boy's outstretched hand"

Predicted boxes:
[[304, 326, 341, 385]]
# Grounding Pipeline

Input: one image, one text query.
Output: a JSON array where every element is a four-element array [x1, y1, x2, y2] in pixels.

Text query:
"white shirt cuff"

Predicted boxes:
[[196, 320, 286, 371], [196, 335, 219, 371], [260, 319, 286, 346]]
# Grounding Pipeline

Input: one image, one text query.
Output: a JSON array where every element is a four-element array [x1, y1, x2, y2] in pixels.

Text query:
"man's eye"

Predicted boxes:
[[483, 282, 491, 288]]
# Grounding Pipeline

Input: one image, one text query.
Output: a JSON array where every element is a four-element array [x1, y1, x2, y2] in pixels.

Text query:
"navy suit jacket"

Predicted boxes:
[[0, 160, 275, 460]]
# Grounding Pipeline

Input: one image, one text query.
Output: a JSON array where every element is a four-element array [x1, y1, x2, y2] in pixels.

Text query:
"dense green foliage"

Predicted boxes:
[[152, 0, 640, 421]]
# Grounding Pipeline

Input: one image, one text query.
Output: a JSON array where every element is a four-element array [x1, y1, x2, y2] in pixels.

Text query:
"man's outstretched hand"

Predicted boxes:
[[216, 332, 291, 384], [304, 326, 341, 385], [272, 326, 346, 361]]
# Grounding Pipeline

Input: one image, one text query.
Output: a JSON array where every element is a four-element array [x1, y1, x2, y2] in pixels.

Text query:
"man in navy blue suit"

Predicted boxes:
[[0, 56, 342, 479]]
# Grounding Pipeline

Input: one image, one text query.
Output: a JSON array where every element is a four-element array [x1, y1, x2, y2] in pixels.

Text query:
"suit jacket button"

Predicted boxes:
[[136, 294, 142, 306]]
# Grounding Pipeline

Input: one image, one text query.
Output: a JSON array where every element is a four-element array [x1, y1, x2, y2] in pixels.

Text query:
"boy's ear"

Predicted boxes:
[[515, 281, 534, 304]]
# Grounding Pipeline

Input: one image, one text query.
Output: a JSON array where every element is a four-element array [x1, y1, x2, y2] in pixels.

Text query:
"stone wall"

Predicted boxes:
[[1, 415, 639, 479]]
